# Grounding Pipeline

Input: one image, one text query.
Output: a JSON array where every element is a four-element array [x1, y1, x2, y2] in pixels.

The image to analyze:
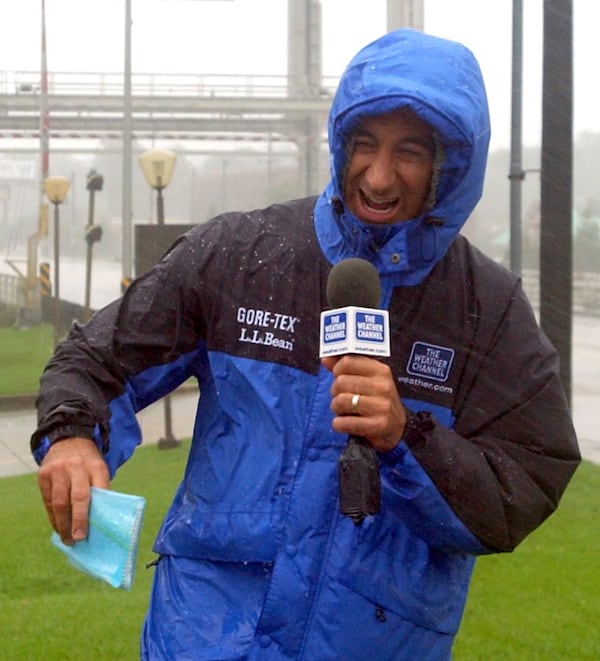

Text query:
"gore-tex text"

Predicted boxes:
[[237, 306, 300, 352]]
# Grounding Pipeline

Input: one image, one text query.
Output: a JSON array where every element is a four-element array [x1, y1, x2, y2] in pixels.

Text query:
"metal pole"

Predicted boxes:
[[155, 186, 178, 449], [40, 0, 49, 196], [509, 0, 523, 276], [33, 0, 50, 325], [159, 391, 177, 449], [52, 202, 61, 347], [122, 0, 133, 281], [266, 132, 272, 205], [540, 0, 573, 406], [221, 159, 227, 209], [156, 187, 165, 225], [83, 187, 95, 321]]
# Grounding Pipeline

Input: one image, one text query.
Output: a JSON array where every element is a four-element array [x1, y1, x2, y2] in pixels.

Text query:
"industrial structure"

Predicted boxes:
[[0, 0, 423, 190], [0, 0, 423, 322]]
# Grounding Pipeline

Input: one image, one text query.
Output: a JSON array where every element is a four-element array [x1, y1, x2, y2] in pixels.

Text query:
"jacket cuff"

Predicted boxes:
[[32, 435, 52, 466], [46, 425, 96, 445], [378, 440, 409, 467], [32, 424, 108, 466], [378, 410, 436, 469], [401, 409, 436, 450]]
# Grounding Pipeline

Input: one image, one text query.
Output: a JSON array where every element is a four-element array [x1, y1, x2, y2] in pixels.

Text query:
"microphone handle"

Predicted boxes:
[[338, 434, 382, 525]]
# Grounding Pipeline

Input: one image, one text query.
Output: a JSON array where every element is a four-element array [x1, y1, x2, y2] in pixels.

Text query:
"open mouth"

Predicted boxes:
[[359, 190, 399, 218]]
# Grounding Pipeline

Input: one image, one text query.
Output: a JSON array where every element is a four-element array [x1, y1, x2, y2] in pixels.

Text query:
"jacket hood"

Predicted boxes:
[[315, 28, 491, 286]]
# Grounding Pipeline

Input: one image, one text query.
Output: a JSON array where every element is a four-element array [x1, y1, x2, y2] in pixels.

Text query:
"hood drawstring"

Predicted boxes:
[[420, 217, 444, 264], [332, 196, 344, 216]]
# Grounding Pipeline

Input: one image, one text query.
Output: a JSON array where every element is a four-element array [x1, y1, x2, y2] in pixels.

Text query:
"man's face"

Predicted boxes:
[[343, 108, 435, 225]]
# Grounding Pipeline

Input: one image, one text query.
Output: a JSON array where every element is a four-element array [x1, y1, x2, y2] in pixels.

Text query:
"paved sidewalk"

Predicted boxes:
[[0, 389, 199, 478], [2, 314, 599, 478]]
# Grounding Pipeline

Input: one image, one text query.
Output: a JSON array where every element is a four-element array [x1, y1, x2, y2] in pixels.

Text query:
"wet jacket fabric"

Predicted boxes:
[[32, 30, 579, 660]]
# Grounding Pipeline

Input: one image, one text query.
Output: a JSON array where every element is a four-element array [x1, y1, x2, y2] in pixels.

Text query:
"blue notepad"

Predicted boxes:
[[51, 487, 146, 591]]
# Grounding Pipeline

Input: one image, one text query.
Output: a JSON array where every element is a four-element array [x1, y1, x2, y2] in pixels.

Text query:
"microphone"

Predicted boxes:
[[326, 257, 381, 309], [321, 258, 390, 525], [320, 258, 390, 358]]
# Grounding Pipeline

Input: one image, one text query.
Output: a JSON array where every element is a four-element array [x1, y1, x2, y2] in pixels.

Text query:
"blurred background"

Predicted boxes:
[[0, 1, 597, 407]]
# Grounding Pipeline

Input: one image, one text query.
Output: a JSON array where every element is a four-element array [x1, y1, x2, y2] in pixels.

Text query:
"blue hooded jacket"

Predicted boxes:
[[315, 28, 490, 290], [32, 29, 578, 661]]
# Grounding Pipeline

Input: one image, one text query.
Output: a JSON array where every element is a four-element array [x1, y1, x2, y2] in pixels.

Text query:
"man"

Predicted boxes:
[[32, 29, 579, 659]]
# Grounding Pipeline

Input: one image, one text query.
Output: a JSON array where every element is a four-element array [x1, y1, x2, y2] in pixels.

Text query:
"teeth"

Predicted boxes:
[[362, 192, 396, 212]]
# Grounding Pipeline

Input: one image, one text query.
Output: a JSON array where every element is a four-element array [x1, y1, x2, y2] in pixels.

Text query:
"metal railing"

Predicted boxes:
[[0, 70, 339, 99], [521, 269, 600, 316], [2, 267, 599, 317]]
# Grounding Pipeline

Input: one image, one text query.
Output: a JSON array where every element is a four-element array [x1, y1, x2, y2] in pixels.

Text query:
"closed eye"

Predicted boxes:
[[395, 143, 434, 162], [351, 136, 377, 153]]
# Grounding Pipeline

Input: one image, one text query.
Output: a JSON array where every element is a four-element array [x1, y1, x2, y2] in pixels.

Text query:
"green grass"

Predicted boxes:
[[454, 460, 600, 659], [0, 440, 189, 660], [0, 445, 598, 660], [0, 324, 54, 396], [0, 324, 196, 399]]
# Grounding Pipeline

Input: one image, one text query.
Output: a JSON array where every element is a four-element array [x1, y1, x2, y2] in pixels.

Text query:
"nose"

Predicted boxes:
[[363, 149, 397, 195]]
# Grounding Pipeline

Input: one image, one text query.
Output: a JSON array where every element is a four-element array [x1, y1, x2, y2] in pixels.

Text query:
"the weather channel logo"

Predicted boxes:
[[355, 311, 386, 343], [319, 307, 390, 357], [407, 342, 454, 382], [322, 311, 348, 343]]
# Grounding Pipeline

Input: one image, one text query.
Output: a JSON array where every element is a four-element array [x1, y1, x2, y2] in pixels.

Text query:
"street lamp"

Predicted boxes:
[[137, 148, 177, 225], [43, 175, 70, 347], [137, 148, 179, 449]]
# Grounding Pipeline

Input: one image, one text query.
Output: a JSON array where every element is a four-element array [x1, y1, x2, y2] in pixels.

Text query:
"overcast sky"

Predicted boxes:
[[0, 0, 597, 150]]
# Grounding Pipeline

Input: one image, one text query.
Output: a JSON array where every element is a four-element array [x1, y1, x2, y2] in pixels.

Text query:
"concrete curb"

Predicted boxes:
[[0, 382, 198, 413], [0, 394, 37, 413]]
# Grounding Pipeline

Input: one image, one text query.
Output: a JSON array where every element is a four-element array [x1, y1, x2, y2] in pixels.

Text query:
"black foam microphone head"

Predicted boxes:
[[326, 258, 381, 309]]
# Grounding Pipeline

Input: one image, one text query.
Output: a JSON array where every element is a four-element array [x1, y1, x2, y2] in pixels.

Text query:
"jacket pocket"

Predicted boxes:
[[328, 517, 475, 635]]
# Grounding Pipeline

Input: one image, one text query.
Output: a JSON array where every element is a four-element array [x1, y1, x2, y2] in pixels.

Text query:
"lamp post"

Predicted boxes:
[[43, 175, 70, 347], [138, 148, 177, 225], [137, 148, 179, 449], [84, 169, 104, 321]]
